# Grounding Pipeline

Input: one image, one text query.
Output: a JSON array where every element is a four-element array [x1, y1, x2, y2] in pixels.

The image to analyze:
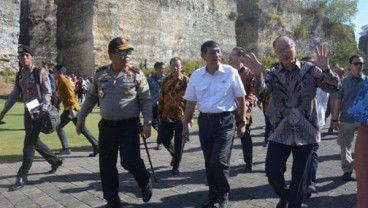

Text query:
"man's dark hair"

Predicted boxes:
[[349, 55, 363, 64], [54, 65, 67, 74], [169, 57, 182, 65], [153, 62, 164, 70], [232, 47, 246, 56], [201, 41, 220, 54]]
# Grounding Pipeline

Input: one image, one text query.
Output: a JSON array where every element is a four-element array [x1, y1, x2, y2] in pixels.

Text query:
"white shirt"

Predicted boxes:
[[184, 64, 246, 113], [316, 88, 329, 129]]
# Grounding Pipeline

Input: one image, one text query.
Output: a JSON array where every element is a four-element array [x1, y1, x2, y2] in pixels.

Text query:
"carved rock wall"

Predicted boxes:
[[65, 0, 237, 76], [0, 0, 20, 74]]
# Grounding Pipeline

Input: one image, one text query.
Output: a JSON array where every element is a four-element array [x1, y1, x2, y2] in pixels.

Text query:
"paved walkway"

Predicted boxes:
[[0, 108, 357, 208]]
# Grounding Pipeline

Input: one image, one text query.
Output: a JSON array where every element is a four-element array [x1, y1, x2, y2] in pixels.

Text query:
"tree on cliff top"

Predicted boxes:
[[360, 25, 368, 36]]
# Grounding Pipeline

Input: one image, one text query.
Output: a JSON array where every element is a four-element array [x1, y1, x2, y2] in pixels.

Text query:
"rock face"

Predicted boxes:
[[236, 0, 328, 59], [0, 0, 356, 77], [0, 0, 20, 75], [54, 0, 237, 76]]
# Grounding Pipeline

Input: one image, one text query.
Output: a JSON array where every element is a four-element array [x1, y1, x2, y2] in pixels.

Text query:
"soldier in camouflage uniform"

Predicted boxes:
[[76, 37, 153, 208], [0, 45, 63, 191]]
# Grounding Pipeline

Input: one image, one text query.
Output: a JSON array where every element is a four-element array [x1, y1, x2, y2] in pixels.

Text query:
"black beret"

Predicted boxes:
[[18, 45, 34, 56]]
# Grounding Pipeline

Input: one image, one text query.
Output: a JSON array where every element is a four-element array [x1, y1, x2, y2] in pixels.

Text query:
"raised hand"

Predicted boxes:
[[315, 44, 331, 71], [244, 53, 266, 77]]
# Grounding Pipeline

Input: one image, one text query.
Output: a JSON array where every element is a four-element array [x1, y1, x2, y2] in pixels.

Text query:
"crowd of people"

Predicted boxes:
[[0, 35, 366, 208]]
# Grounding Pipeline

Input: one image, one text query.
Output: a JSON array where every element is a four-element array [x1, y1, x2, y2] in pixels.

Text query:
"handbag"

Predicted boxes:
[[40, 105, 61, 134], [348, 82, 368, 125]]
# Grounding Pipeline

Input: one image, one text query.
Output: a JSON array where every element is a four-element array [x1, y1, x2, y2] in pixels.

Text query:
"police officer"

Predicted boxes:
[[76, 37, 153, 208], [0, 45, 63, 191]]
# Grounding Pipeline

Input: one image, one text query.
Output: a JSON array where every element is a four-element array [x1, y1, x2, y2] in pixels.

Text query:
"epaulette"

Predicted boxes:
[[129, 65, 142, 74], [96, 65, 109, 73]]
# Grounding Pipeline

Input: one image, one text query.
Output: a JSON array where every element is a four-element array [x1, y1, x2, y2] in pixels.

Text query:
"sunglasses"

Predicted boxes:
[[352, 62, 364, 66], [118, 50, 133, 56]]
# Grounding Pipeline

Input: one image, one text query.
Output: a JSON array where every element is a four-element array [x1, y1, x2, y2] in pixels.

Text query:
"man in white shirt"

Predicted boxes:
[[182, 40, 246, 208]]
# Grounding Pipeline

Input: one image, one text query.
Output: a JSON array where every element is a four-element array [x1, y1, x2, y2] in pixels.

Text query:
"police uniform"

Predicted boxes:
[[78, 63, 152, 207], [1, 58, 62, 189]]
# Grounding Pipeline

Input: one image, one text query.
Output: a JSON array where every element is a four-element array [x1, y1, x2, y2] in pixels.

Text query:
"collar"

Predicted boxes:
[[348, 73, 365, 80], [276, 60, 301, 73], [199, 64, 225, 76]]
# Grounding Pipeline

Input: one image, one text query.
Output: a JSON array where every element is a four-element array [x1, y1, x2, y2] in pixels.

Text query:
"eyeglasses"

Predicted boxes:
[[352, 62, 364, 66], [118, 50, 133, 56]]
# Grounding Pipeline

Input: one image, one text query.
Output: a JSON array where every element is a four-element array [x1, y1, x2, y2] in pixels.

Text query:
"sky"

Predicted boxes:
[[353, 0, 368, 43]]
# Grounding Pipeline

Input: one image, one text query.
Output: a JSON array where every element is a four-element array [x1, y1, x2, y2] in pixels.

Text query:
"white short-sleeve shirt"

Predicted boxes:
[[184, 64, 246, 113]]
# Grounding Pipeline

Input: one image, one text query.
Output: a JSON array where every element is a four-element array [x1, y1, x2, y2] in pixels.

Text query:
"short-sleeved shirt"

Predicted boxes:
[[184, 64, 246, 113], [254, 60, 340, 145], [78, 65, 152, 124], [336, 73, 367, 123]]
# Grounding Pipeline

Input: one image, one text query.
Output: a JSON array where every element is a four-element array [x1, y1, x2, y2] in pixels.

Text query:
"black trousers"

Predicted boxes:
[[306, 143, 319, 189], [240, 124, 252, 166], [151, 104, 162, 145], [57, 110, 98, 150], [18, 109, 59, 177], [198, 112, 236, 201], [159, 120, 185, 169], [266, 141, 314, 208], [98, 118, 150, 207]]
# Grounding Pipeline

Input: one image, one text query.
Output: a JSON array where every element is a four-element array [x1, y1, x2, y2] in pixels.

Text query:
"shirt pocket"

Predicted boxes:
[[215, 81, 232, 97]]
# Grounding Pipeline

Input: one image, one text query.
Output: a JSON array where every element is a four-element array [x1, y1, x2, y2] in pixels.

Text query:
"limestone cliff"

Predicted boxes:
[[55, 0, 237, 75], [0, 0, 360, 78], [0, 0, 20, 75]]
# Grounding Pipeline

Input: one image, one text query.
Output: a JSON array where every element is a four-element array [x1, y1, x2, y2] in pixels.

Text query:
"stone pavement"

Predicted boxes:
[[0, 108, 357, 208]]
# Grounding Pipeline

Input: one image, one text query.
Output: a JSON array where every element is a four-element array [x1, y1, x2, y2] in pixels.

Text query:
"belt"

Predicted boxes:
[[199, 111, 234, 119], [101, 117, 138, 127]]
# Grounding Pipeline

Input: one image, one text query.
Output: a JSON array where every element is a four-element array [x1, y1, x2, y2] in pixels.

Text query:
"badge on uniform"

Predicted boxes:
[[98, 88, 105, 98], [42, 74, 48, 81], [140, 77, 147, 87]]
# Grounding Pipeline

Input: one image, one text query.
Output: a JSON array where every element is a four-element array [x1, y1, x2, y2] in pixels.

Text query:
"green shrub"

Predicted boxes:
[[0, 67, 16, 83], [295, 24, 309, 41]]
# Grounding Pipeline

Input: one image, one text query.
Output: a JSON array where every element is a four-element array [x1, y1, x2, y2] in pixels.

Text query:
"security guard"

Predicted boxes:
[[0, 45, 63, 191], [76, 37, 153, 208]]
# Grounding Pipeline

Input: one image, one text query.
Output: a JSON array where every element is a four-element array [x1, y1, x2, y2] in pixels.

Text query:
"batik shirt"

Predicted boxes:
[[254, 60, 341, 145], [158, 74, 189, 122]]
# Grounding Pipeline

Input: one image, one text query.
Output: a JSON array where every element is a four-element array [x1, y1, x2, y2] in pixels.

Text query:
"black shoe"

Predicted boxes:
[[9, 176, 27, 191], [48, 159, 63, 174], [342, 172, 356, 181], [244, 164, 252, 173], [171, 168, 180, 176], [88, 147, 99, 157], [328, 128, 334, 134], [141, 179, 152, 202], [58, 148, 71, 155], [276, 198, 288, 208], [202, 198, 216, 208]]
